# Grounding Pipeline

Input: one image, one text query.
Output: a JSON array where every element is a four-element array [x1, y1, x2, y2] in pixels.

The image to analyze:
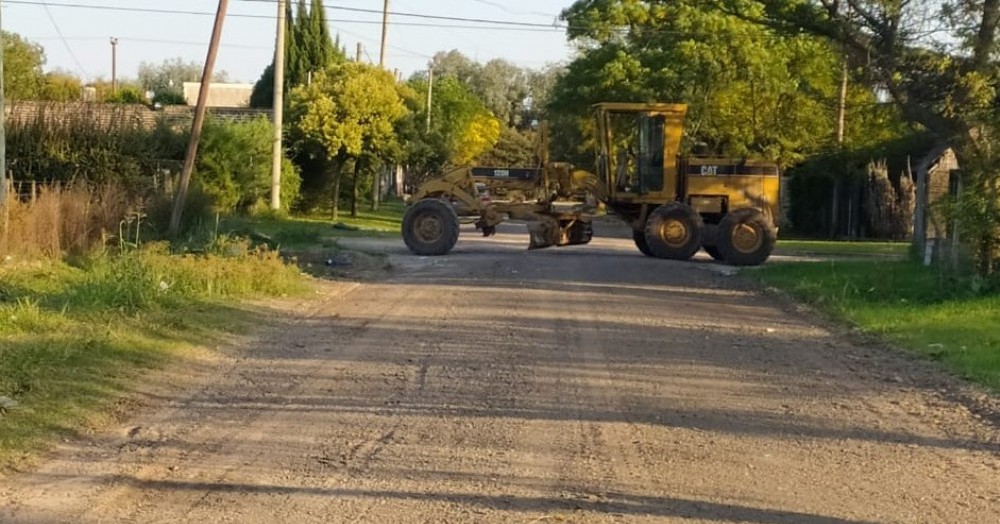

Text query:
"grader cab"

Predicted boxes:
[[401, 102, 780, 266]]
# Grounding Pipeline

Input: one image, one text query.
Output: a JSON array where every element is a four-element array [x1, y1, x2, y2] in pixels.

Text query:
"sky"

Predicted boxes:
[[2, 0, 578, 84]]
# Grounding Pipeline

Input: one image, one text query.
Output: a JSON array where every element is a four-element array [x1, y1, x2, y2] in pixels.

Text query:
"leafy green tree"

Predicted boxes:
[[550, 0, 851, 166], [103, 85, 146, 104], [289, 63, 407, 218], [2, 31, 45, 100], [196, 116, 301, 212], [399, 75, 501, 184], [709, 0, 1000, 275], [475, 126, 539, 167], [40, 72, 82, 101], [430, 50, 480, 85], [138, 57, 228, 105]]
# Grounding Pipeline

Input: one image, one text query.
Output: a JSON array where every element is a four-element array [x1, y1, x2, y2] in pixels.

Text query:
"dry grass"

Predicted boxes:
[[1, 182, 136, 260]]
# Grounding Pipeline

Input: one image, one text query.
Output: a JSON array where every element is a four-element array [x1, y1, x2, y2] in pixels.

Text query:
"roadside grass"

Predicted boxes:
[[0, 241, 309, 470], [750, 260, 1000, 391], [220, 199, 406, 250], [774, 239, 909, 258]]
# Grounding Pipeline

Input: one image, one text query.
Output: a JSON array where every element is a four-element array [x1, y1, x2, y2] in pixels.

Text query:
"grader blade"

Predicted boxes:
[[527, 218, 560, 250]]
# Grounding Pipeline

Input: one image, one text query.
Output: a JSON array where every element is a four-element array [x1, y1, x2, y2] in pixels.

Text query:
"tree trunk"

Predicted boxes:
[[351, 157, 360, 218], [331, 166, 341, 221], [371, 165, 381, 212]]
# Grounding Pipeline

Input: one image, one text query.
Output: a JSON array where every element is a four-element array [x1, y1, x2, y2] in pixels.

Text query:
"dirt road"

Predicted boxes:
[[2, 223, 998, 523]]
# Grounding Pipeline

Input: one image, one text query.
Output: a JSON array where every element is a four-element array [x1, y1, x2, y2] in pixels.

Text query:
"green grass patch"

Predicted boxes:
[[751, 260, 1000, 390], [775, 239, 909, 257], [219, 199, 406, 251], [0, 242, 309, 470]]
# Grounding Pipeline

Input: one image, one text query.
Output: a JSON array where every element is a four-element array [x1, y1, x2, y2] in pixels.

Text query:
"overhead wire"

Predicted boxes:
[[39, 0, 90, 79], [4, 0, 787, 40], [3, 0, 569, 31], [235, 0, 567, 29]]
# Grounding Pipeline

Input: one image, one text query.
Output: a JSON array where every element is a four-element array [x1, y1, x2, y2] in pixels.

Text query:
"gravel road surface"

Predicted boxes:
[[1, 222, 998, 523]]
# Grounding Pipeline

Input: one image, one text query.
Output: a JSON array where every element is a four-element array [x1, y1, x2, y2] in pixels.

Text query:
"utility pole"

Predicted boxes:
[[110, 37, 119, 94], [837, 59, 847, 146], [835, 58, 849, 237], [356, 42, 363, 63], [169, 0, 229, 236], [425, 65, 434, 132], [0, 3, 7, 223], [379, 0, 389, 68], [270, 0, 287, 211]]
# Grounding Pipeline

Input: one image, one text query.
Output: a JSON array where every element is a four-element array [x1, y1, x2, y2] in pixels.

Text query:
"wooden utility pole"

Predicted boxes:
[[110, 37, 119, 94], [0, 3, 7, 225], [356, 42, 363, 63], [425, 65, 434, 132], [169, 0, 229, 236], [379, 0, 390, 68], [837, 59, 847, 145], [270, 0, 287, 211]]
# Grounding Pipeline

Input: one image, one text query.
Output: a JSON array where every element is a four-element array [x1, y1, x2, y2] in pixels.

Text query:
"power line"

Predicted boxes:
[[236, 0, 566, 29], [4, 1, 789, 39], [467, 0, 559, 20], [4, 0, 569, 31], [28, 35, 271, 50], [39, 0, 89, 79]]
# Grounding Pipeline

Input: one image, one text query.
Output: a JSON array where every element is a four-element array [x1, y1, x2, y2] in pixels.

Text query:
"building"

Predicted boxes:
[[182, 82, 255, 108]]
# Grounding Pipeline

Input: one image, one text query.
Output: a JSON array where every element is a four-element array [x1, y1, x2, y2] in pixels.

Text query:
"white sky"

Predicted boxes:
[[2, 0, 577, 83]]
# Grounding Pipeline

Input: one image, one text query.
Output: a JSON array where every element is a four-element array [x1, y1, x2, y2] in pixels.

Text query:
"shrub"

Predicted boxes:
[[196, 116, 302, 213]]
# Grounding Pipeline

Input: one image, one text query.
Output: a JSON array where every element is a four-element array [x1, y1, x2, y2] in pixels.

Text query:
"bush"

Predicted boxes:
[[5, 102, 186, 187], [103, 86, 146, 104], [196, 116, 302, 213]]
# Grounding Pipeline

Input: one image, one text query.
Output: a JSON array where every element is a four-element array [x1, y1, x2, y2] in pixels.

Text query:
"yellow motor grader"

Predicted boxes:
[[401, 102, 781, 266]]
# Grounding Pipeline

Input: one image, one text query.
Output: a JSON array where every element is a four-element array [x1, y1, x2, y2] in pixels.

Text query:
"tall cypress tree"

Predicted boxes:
[[249, 0, 346, 107], [250, 1, 301, 108], [309, 0, 336, 68]]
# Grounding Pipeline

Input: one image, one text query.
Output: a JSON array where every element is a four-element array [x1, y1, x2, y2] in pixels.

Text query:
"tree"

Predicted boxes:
[[473, 59, 531, 127], [289, 63, 407, 218], [40, 72, 83, 101], [138, 57, 228, 105], [2, 31, 46, 100], [430, 50, 480, 85], [250, 0, 344, 108], [709, 0, 1000, 275], [103, 85, 146, 104], [399, 75, 501, 185], [550, 0, 851, 167], [196, 116, 301, 212]]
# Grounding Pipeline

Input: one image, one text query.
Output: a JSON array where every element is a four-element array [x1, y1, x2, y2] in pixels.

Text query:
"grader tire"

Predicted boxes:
[[717, 208, 776, 266], [402, 199, 460, 256], [644, 203, 703, 260], [633, 229, 654, 257]]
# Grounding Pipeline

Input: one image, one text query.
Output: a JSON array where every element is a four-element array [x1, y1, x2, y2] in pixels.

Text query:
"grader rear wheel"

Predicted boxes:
[[716, 208, 776, 266], [402, 199, 460, 256]]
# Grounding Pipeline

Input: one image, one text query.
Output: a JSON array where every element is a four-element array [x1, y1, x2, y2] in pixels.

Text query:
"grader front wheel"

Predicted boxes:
[[402, 199, 460, 256], [633, 229, 654, 257]]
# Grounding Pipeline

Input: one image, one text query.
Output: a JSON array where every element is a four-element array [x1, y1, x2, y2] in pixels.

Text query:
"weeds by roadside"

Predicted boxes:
[[0, 182, 311, 471], [751, 260, 1000, 391]]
